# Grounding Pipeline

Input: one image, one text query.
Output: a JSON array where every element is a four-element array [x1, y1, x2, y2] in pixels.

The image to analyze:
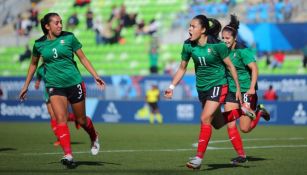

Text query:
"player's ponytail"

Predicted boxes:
[[40, 12, 60, 35], [208, 18, 222, 39], [223, 14, 240, 38]]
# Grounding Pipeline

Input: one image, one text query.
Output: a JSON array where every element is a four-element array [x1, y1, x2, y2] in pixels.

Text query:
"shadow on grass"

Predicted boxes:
[[0, 148, 17, 152], [48, 160, 121, 168], [246, 156, 268, 162], [202, 156, 268, 171]]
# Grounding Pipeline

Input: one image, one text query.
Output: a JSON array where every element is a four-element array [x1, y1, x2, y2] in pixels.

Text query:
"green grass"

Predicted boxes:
[[0, 123, 307, 174]]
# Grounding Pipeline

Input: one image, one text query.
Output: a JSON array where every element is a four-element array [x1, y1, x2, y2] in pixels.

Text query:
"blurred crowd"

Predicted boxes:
[[245, 0, 296, 23]]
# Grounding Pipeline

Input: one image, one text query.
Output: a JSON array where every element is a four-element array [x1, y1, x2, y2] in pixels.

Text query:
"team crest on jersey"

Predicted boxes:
[[60, 40, 65, 44], [233, 53, 236, 57], [207, 48, 211, 53]]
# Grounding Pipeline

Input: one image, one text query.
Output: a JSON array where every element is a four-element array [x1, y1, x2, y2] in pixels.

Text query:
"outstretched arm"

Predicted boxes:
[[164, 60, 188, 99], [19, 56, 40, 101], [75, 48, 105, 90]]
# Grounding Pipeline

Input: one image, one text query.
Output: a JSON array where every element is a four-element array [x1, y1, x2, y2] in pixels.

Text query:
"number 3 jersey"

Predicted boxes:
[[32, 31, 82, 88], [181, 36, 230, 91]]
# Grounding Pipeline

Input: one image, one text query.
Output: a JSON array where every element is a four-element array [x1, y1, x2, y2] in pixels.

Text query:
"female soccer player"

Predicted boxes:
[[221, 15, 270, 164], [164, 15, 243, 170], [35, 63, 81, 147], [19, 12, 105, 169]]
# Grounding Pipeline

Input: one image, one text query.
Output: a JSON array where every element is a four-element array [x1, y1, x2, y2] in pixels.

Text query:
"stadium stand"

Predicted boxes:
[[0, 0, 306, 76]]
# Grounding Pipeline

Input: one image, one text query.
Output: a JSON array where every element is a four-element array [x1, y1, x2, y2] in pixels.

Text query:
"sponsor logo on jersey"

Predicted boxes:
[[60, 40, 65, 44]]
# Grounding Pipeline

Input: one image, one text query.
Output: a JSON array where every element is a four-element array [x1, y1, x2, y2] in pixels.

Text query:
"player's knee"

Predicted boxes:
[[201, 116, 211, 124], [240, 127, 251, 133]]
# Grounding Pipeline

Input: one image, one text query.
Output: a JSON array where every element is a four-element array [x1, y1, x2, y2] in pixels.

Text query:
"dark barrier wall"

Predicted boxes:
[[1, 100, 306, 125]]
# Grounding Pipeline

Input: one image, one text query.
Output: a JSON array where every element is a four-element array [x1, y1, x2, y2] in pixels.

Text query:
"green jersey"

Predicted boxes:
[[227, 42, 256, 92], [181, 37, 230, 91], [32, 31, 82, 88]]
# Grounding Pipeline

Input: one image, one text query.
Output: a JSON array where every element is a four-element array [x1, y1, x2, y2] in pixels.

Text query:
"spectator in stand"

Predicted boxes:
[[284, 0, 293, 22], [145, 19, 158, 36], [270, 50, 285, 69], [86, 7, 94, 29], [19, 45, 32, 62], [275, 0, 285, 22], [122, 13, 137, 28], [263, 85, 278, 101], [149, 36, 159, 74], [258, 1, 269, 22], [29, 3, 39, 27], [135, 19, 145, 36], [15, 14, 32, 36], [66, 13, 79, 31], [246, 2, 257, 23]]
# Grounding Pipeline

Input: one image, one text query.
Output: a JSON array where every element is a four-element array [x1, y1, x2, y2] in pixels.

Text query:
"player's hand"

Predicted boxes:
[[246, 88, 255, 95], [235, 90, 242, 104], [19, 87, 28, 102], [95, 78, 105, 90], [164, 89, 173, 99]]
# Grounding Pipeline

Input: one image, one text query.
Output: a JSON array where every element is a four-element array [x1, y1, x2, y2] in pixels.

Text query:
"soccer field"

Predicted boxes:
[[0, 123, 306, 175]]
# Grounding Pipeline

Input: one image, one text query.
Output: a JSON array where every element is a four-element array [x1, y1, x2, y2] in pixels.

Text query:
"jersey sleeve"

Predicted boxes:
[[215, 43, 230, 60], [240, 48, 256, 65], [32, 43, 40, 57], [181, 43, 191, 61], [71, 33, 82, 52]]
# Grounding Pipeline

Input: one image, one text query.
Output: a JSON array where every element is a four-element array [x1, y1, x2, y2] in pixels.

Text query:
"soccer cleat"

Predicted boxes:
[[257, 104, 271, 121], [61, 154, 77, 169], [230, 156, 248, 165], [186, 156, 202, 170], [91, 134, 100, 155], [53, 140, 60, 147], [241, 103, 256, 120]]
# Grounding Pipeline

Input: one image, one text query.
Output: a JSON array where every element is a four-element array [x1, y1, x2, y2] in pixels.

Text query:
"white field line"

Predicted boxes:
[[18, 137, 307, 156]]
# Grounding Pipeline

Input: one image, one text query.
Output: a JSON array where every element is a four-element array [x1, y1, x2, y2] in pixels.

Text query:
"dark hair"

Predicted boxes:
[[208, 18, 221, 39], [223, 14, 240, 38], [40, 12, 60, 35], [192, 15, 209, 35], [193, 15, 221, 37]]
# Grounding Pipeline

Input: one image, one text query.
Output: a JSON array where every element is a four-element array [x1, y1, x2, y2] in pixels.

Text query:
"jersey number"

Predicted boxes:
[[52, 48, 58, 58], [77, 84, 83, 99], [243, 93, 249, 103], [211, 86, 220, 98], [198, 57, 206, 66]]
